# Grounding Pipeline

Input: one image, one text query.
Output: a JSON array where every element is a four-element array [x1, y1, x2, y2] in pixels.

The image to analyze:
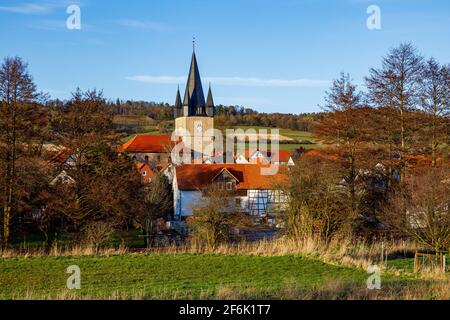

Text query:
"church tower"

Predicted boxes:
[[174, 44, 215, 157]]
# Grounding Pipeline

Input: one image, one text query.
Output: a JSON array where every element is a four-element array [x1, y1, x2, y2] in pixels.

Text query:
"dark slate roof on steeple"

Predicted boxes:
[[183, 51, 206, 115], [175, 86, 182, 109], [206, 83, 214, 109], [174, 86, 182, 117]]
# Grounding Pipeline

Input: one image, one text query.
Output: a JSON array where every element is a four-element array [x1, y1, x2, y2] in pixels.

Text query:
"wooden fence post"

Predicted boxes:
[[414, 251, 420, 273]]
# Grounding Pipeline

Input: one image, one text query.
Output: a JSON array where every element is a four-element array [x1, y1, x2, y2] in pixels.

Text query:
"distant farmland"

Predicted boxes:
[[114, 116, 322, 151]]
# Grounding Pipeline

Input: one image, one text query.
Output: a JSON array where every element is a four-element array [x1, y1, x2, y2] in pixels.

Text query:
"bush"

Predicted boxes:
[[81, 222, 115, 252]]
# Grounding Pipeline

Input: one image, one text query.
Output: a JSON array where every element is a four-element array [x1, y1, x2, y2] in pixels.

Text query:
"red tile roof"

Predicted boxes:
[[268, 150, 292, 162], [135, 161, 171, 184], [135, 162, 155, 184], [119, 134, 174, 153], [47, 148, 73, 164], [244, 149, 292, 163], [175, 163, 288, 190]]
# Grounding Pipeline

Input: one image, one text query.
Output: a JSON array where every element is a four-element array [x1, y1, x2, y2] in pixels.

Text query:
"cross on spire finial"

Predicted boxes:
[[192, 36, 196, 52]]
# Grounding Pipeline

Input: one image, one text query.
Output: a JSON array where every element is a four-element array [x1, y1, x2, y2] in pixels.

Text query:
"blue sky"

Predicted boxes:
[[1, 0, 449, 113]]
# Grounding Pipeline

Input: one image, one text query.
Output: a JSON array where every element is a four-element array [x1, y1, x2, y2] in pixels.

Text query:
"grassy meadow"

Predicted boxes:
[[0, 254, 368, 299], [224, 125, 323, 151], [0, 253, 422, 300], [1, 239, 448, 300]]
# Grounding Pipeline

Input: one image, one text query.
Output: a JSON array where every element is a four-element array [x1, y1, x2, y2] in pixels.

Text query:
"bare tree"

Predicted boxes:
[[133, 172, 172, 248], [0, 57, 44, 246], [420, 58, 450, 167], [283, 155, 352, 242], [382, 167, 450, 253], [189, 185, 247, 249], [316, 73, 368, 216], [50, 88, 114, 169], [45, 89, 145, 244], [366, 43, 424, 181]]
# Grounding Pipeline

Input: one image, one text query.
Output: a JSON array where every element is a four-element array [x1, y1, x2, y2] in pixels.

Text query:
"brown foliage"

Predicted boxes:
[[382, 167, 450, 253], [39, 89, 147, 243], [132, 172, 172, 248], [0, 56, 47, 246], [189, 184, 249, 249], [282, 155, 353, 242]]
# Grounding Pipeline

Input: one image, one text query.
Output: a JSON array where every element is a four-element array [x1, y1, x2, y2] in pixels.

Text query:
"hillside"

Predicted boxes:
[[114, 116, 323, 151]]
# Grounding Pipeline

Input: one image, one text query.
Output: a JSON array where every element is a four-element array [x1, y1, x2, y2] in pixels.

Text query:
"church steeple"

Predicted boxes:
[[174, 41, 215, 158], [175, 41, 215, 118], [206, 82, 215, 117], [183, 49, 206, 116]]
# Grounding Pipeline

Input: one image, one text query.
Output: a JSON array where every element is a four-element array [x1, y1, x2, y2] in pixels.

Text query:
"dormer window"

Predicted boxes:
[[213, 168, 239, 191]]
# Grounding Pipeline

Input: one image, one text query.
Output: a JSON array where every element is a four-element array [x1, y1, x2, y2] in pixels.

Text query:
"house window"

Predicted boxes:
[[226, 181, 234, 190], [235, 198, 242, 207], [142, 171, 147, 176]]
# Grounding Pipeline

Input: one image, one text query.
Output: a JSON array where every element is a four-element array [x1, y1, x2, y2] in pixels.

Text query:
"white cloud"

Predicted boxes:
[[0, 1, 82, 15], [117, 19, 169, 32], [126, 75, 330, 88], [0, 3, 52, 14], [126, 75, 185, 84], [26, 19, 65, 30]]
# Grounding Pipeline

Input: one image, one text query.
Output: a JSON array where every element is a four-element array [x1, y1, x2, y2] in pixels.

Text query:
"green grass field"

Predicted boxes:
[[222, 125, 323, 151], [387, 256, 450, 273], [0, 253, 419, 299]]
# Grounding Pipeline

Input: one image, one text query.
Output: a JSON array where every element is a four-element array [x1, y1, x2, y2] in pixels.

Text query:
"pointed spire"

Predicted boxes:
[[183, 44, 206, 116], [206, 82, 215, 117], [174, 85, 182, 118]]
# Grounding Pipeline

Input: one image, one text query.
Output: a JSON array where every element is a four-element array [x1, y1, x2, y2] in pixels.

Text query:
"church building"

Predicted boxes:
[[171, 47, 289, 221], [174, 47, 215, 158], [119, 46, 290, 221]]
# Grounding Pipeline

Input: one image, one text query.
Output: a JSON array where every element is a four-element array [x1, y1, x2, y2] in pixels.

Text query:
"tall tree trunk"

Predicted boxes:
[[3, 199, 11, 246], [144, 216, 154, 248], [399, 105, 406, 182], [431, 84, 438, 167], [2, 99, 16, 247]]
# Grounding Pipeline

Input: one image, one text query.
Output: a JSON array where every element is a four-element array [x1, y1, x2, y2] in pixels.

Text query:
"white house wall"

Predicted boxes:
[[177, 190, 203, 217], [128, 152, 170, 163], [174, 188, 286, 218], [173, 175, 202, 218], [235, 155, 249, 164]]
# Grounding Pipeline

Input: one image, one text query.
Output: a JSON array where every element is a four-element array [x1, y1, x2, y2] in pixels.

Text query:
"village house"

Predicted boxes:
[[135, 161, 172, 184], [238, 149, 294, 166], [173, 164, 288, 220], [45, 147, 77, 185]]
